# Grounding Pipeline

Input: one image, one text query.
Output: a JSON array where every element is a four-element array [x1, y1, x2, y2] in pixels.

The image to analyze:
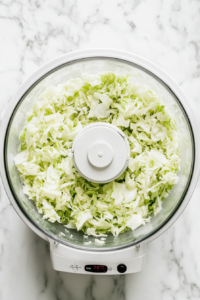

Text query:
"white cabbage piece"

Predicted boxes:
[[76, 211, 93, 231], [84, 241, 92, 245], [95, 239, 105, 246], [88, 93, 113, 119], [126, 214, 144, 231], [112, 114, 130, 128], [14, 150, 29, 165]]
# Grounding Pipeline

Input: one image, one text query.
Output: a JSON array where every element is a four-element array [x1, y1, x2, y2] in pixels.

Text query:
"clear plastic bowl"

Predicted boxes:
[[2, 50, 197, 250]]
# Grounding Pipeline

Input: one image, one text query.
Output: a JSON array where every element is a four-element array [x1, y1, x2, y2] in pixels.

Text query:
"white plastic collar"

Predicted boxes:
[[72, 122, 130, 183]]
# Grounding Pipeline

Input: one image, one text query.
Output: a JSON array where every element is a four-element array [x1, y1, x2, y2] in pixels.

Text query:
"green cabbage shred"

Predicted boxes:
[[14, 73, 180, 237]]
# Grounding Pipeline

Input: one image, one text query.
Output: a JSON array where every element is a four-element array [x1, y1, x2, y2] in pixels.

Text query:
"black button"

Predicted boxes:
[[117, 264, 127, 273]]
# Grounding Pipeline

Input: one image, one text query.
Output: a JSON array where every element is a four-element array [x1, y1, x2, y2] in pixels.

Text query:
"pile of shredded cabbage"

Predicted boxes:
[[14, 73, 180, 237]]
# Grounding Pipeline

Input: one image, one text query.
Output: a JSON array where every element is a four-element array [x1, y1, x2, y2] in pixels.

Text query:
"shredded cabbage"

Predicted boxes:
[[14, 72, 180, 237]]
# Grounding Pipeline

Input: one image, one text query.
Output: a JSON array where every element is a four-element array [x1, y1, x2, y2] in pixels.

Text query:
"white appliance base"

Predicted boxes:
[[49, 239, 146, 275]]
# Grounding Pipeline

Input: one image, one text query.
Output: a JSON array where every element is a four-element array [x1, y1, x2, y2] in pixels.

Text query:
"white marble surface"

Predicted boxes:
[[0, 0, 200, 299]]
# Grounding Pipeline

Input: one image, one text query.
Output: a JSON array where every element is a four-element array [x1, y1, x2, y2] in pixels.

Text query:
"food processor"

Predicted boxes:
[[0, 49, 199, 275]]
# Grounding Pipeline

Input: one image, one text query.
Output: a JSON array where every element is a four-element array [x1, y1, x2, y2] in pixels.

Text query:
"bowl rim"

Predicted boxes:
[[0, 48, 199, 251]]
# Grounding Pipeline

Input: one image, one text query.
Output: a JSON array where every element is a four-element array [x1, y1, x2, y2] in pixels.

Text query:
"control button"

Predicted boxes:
[[117, 264, 127, 273]]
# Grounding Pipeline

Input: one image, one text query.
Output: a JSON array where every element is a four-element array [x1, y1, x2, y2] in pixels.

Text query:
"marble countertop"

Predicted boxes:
[[0, 0, 200, 299]]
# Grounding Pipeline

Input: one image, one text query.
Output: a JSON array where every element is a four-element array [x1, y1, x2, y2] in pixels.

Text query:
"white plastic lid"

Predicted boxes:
[[72, 123, 130, 183]]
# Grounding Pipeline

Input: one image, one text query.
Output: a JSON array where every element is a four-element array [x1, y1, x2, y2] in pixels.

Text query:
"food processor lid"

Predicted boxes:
[[72, 123, 130, 183]]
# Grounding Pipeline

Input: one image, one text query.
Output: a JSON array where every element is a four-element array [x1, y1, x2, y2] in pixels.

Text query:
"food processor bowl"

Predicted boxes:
[[1, 49, 199, 274]]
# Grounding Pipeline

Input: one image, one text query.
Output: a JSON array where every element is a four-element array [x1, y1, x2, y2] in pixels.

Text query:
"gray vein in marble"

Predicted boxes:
[[161, 228, 200, 299]]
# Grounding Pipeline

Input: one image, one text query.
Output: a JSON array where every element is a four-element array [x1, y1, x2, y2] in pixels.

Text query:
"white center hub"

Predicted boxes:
[[88, 141, 113, 168], [72, 123, 130, 183]]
